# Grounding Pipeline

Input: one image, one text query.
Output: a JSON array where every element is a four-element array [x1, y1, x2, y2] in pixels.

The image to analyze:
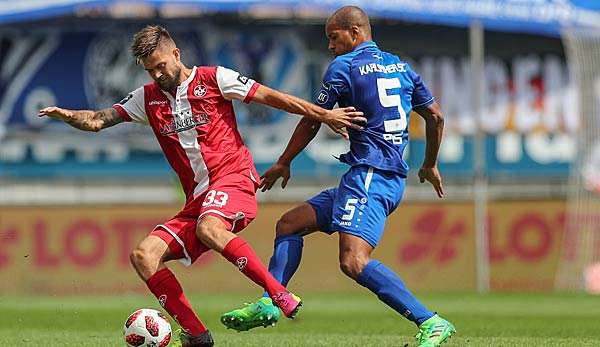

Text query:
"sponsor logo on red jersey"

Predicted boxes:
[[149, 99, 168, 106], [159, 112, 209, 136]]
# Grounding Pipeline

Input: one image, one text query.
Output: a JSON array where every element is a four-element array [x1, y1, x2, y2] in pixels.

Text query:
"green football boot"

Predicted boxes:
[[415, 314, 456, 347], [220, 297, 281, 331], [171, 328, 214, 347]]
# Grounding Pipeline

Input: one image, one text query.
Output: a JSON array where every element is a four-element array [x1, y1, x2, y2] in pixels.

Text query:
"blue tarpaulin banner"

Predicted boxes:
[[2, 0, 600, 35]]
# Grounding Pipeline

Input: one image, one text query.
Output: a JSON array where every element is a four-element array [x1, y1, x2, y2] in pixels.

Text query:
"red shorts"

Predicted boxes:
[[150, 172, 258, 266]]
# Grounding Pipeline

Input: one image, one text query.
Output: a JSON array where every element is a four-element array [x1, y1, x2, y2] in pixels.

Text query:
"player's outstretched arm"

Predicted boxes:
[[250, 85, 365, 139], [414, 101, 445, 198], [38, 106, 123, 132], [259, 118, 321, 192]]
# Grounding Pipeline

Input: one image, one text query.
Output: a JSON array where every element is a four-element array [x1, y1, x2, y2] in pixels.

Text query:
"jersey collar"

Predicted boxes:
[[180, 66, 197, 90], [159, 66, 197, 98], [353, 41, 378, 52]]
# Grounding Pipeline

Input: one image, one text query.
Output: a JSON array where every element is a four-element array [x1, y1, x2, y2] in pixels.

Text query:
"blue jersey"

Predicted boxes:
[[315, 41, 434, 176]]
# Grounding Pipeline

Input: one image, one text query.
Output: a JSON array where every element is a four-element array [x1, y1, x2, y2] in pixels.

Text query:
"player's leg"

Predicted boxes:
[[266, 202, 321, 288], [220, 203, 321, 331], [196, 214, 288, 297], [194, 173, 302, 318], [329, 166, 434, 324], [129, 233, 212, 345], [265, 188, 336, 287], [196, 214, 301, 318], [337, 233, 454, 346], [338, 233, 435, 324], [332, 166, 454, 345], [220, 189, 334, 331]]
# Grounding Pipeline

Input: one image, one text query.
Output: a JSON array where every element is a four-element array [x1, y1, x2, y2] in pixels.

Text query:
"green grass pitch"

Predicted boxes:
[[1, 293, 598, 346]]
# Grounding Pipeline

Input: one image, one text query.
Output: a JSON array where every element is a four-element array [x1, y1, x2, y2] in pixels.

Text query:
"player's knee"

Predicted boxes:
[[339, 259, 360, 279], [130, 246, 154, 271], [339, 253, 369, 280], [275, 214, 296, 236]]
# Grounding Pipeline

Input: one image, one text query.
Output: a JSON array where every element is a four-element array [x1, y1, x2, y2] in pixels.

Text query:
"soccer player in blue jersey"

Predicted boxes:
[[221, 6, 455, 346]]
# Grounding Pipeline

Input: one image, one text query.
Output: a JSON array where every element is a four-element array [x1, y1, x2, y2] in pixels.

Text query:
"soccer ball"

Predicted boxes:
[[123, 308, 171, 347]]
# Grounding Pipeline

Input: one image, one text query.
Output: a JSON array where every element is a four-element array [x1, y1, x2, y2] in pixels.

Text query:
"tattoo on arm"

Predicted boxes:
[[65, 107, 123, 132], [96, 108, 123, 129]]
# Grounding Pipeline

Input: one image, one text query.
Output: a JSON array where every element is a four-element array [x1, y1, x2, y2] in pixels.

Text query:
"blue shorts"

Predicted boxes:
[[307, 165, 405, 247]]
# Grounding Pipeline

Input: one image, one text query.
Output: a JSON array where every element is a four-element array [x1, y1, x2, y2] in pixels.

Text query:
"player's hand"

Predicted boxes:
[[38, 106, 72, 121], [323, 107, 366, 140], [419, 166, 444, 198], [259, 162, 291, 192]]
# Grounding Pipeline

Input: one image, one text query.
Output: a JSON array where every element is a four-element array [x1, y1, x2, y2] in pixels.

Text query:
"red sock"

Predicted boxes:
[[146, 268, 207, 336], [222, 236, 287, 297]]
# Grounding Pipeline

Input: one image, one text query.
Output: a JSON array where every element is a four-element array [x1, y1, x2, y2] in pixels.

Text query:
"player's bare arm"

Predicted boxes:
[[260, 118, 321, 192], [38, 106, 123, 132], [414, 101, 445, 198], [251, 84, 366, 139]]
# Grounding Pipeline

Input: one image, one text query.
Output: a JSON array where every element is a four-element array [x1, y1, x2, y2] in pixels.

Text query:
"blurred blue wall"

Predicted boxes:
[[0, 23, 575, 181]]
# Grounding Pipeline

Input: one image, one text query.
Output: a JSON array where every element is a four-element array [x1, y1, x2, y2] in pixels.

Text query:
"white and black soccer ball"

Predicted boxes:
[[123, 308, 171, 347]]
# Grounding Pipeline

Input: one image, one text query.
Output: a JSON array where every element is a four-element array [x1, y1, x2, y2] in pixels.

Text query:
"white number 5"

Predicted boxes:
[[342, 198, 359, 221], [377, 77, 407, 134]]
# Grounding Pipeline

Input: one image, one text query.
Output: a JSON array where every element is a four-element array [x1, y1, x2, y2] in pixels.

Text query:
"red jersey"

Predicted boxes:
[[113, 66, 261, 212]]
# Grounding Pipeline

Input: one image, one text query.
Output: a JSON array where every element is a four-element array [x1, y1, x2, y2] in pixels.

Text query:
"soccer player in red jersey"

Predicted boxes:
[[38, 25, 365, 347]]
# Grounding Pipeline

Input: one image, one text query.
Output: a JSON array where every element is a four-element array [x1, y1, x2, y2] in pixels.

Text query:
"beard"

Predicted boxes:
[[157, 67, 182, 92]]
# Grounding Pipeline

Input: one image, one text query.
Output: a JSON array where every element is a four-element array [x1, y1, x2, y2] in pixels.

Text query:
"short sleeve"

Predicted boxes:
[[216, 66, 261, 103], [314, 57, 351, 110], [112, 87, 149, 124], [409, 68, 435, 108]]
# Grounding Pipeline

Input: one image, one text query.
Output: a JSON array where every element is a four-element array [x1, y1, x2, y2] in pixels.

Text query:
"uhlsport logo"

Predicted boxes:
[[193, 84, 206, 97], [236, 257, 248, 271], [158, 295, 167, 307], [149, 99, 168, 106]]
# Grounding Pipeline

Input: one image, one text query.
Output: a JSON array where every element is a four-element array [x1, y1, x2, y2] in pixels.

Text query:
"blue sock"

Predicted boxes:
[[357, 260, 434, 325], [262, 234, 304, 298]]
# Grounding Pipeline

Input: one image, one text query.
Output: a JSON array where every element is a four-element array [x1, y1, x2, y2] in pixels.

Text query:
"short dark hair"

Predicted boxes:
[[327, 6, 371, 37], [130, 25, 174, 64]]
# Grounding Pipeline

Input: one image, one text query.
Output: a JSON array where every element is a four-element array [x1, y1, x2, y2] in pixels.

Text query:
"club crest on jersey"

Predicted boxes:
[[159, 112, 209, 136], [316, 90, 329, 105], [193, 84, 206, 97]]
